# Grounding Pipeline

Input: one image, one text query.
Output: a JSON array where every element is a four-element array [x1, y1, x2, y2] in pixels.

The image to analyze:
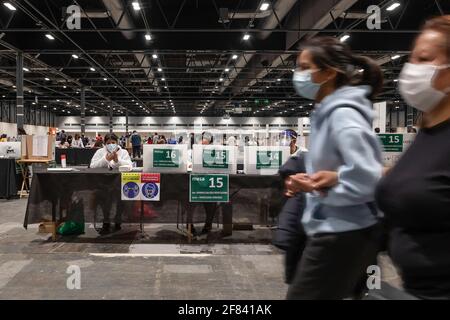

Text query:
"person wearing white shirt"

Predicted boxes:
[[90, 133, 132, 169], [71, 134, 84, 148], [89, 133, 132, 235]]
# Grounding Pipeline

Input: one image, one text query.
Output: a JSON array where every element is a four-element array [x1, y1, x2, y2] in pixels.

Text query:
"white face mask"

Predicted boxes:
[[399, 63, 450, 113]]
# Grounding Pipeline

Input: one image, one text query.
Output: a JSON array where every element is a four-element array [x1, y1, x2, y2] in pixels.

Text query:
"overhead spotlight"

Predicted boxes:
[[232, 54, 238, 60], [45, 34, 55, 40], [358, 69, 364, 73], [340, 34, 350, 42], [132, 1, 141, 11], [72, 54, 79, 59], [393, 79, 399, 82], [23, 67, 29, 72], [157, 68, 162, 72], [132, 99, 134, 102], [225, 68, 230, 72], [164, 86, 168, 89], [391, 54, 401, 60], [103, 78, 107, 81], [219, 78, 223, 82], [260, 2, 270, 11], [3, 2, 16, 11], [90, 67, 95, 71], [63, 85, 67, 88], [56, 99, 60, 102], [291, 69, 295, 72], [43, 105, 47, 108], [53, 107, 57, 110], [266, 86, 269, 89], [161, 78, 165, 81], [145, 34, 152, 41], [386, 2, 401, 11], [243, 34, 250, 41], [32, 102, 35, 105], [277, 78, 281, 82], [44, 77, 50, 81], [152, 54, 158, 59]]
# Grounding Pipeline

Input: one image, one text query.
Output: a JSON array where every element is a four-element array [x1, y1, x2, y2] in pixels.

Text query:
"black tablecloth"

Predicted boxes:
[[0, 159, 18, 199], [24, 169, 283, 227], [55, 148, 99, 166]]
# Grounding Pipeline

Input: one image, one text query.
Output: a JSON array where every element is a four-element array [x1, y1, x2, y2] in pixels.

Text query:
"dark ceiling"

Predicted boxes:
[[0, 0, 449, 117]]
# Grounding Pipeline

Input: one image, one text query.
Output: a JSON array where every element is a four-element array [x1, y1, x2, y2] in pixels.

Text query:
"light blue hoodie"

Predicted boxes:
[[301, 85, 382, 236]]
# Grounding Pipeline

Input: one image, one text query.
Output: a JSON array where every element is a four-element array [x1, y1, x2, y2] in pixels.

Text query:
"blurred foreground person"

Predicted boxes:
[[376, 16, 450, 300], [285, 37, 384, 299]]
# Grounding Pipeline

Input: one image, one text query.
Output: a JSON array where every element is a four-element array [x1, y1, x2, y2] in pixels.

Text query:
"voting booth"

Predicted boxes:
[[21, 135, 55, 161], [244, 146, 290, 175], [0, 142, 22, 159], [143, 144, 188, 173], [192, 145, 238, 174]]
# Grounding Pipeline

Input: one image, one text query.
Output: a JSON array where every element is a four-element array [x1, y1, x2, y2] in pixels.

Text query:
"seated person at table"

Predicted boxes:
[[71, 134, 84, 148], [90, 133, 132, 169], [58, 137, 70, 148], [89, 133, 132, 234]]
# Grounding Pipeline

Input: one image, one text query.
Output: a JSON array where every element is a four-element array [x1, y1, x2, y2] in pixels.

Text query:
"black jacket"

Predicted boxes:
[[272, 151, 307, 251]]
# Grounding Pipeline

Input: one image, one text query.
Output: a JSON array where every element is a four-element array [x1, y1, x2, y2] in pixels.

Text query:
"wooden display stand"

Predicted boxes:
[[17, 135, 55, 198]]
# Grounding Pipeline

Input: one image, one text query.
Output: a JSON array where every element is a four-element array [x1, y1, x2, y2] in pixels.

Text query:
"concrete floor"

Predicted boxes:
[[0, 198, 401, 299]]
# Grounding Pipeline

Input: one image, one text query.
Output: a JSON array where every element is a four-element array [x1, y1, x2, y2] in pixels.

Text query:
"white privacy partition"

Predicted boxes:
[[244, 146, 290, 175], [192, 145, 238, 174], [143, 144, 188, 173]]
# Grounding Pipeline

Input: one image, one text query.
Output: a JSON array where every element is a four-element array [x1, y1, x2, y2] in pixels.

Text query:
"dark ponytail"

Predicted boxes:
[[301, 37, 383, 100], [350, 55, 384, 99]]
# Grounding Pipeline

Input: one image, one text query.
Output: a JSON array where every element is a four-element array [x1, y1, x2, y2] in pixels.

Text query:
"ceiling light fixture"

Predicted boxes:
[[72, 54, 79, 59], [225, 68, 230, 72], [23, 67, 29, 72], [260, 2, 270, 11], [391, 54, 401, 60], [45, 77, 50, 81], [340, 34, 350, 42], [3, 2, 16, 11], [45, 34, 55, 40], [145, 34, 152, 41], [90, 67, 95, 71], [157, 68, 162, 72], [232, 54, 238, 60], [132, 1, 140, 11], [243, 34, 250, 41], [386, 2, 401, 11], [152, 54, 158, 59], [161, 78, 165, 81]]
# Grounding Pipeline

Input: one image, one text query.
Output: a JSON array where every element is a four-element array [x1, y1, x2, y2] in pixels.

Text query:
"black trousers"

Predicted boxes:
[[132, 145, 141, 158], [287, 224, 382, 300], [186, 202, 232, 229]]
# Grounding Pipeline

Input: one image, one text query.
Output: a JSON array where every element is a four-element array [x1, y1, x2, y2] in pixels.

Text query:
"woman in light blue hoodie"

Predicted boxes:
[[285, 37, 384, 299]]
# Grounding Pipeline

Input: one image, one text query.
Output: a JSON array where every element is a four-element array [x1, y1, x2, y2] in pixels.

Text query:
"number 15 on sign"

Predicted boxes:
[[189, 174, 229, 202]]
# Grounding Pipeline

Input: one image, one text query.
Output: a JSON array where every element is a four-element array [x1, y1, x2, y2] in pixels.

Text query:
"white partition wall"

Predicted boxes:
[[373, 102, 387, 133]]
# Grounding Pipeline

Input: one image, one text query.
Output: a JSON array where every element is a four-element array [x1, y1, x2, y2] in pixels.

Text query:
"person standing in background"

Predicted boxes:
[[130, 130, 142, 158], [152, 132, 159, 144], [376, 16, 450, 300]]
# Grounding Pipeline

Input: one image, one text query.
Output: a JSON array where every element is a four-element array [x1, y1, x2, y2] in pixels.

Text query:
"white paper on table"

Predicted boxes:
[[32, 135, 48, 157]]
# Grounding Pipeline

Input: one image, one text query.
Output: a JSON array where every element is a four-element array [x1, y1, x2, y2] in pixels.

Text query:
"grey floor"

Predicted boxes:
[[0, 198, 401, 299]]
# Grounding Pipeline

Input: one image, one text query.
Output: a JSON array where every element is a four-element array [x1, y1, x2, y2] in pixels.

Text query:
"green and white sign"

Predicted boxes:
[[202, 149, 229, 169], [378, 134, 403, 152], [189, 174, 229, 202], [256, 151, 282, 169], [153, 148, 181, 168]]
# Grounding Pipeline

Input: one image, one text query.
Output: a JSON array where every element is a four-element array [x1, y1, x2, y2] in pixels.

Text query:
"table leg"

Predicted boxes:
[[19, 164, 29, 198]]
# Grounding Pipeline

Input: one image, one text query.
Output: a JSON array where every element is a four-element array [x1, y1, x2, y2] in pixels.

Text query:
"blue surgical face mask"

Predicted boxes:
[[106, 143, 117, 153], [293, 69, 325, 100]]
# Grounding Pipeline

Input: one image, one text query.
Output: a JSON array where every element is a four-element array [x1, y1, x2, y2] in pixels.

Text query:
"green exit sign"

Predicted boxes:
[[189, 174, 229, 202], [378, 134, 403, 152]]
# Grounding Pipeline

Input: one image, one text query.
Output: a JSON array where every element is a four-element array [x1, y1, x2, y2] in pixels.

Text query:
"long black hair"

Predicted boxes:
[[300, 37, 383, 100]]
